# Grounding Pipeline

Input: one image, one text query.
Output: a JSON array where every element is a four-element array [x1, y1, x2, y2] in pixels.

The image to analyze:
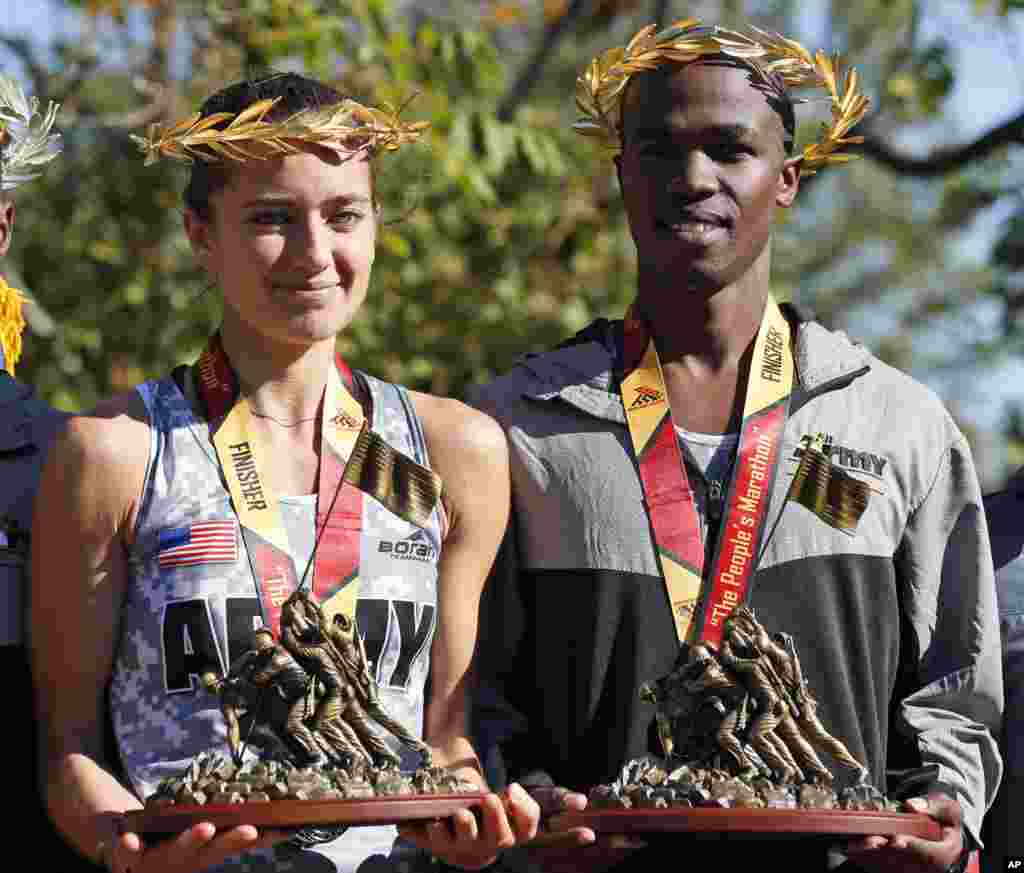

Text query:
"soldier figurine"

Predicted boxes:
[[726, 606, 870, 784], [720, 612, 806, 783], [327, 611, 433, 765], [279, 590, 379, 766]]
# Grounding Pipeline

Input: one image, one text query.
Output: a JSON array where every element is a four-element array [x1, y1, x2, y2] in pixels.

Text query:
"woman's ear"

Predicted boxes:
[[183, 208, 211, 260]]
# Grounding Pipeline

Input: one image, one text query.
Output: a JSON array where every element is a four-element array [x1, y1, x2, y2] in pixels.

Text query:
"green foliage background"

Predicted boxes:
[[6, 0, 1024, 479]]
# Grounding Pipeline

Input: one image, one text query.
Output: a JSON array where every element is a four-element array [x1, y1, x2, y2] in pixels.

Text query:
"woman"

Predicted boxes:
[[30, 73, 539, 873]]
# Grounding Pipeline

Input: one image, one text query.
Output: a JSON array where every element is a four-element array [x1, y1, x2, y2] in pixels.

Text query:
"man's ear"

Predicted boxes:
[[0, 199, 15, 258], [776, 157, 801, 208]]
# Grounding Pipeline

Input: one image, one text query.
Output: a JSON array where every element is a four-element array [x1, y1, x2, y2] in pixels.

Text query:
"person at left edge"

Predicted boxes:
[[29, 72, 538, 873], [0, 74, 94, 869]]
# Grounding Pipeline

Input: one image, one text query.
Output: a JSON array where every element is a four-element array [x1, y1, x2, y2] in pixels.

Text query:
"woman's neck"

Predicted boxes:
[[218, 318, 338, 423]]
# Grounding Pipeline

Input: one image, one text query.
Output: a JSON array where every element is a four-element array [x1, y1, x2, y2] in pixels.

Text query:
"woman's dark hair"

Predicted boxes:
[[183, 72, 349, 220]]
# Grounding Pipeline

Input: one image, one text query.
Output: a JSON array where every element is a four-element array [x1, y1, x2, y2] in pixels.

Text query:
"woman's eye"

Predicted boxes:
[[249, 210, 291, 225]]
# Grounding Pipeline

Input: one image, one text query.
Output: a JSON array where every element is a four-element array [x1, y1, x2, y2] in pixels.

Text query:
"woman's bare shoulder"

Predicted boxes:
[[407, 391, 507, 464], [53, 388, 152, 485]]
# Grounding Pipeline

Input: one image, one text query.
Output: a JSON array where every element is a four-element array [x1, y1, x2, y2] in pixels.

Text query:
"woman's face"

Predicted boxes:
[[187, 145, 377, 349]]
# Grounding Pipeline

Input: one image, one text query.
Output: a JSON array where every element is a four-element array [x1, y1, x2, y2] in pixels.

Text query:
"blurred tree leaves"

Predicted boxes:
[[3, 0, 1024, 487]]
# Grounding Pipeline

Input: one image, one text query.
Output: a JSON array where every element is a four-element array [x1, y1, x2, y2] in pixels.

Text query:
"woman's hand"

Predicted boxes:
[[100, 820, 289, 873]]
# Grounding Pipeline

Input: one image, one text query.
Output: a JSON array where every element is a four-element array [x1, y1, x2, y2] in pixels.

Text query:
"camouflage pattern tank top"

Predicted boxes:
[[111, 370, 445, 872]]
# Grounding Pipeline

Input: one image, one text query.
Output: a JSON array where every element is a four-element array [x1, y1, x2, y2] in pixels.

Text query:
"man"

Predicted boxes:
[[0, 74, 85, 864], [470, 20, 1002, 873], [981, 470, 1023, 872]]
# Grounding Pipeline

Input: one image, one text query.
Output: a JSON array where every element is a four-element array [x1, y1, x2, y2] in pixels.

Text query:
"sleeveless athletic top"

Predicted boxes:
[[110, 370, 445, 872]]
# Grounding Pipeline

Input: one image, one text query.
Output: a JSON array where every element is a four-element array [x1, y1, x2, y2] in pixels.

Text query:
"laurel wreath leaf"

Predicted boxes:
[[572, 18, 870, 177], [0, 75, 62, 190], [133, 95, 429, 167]]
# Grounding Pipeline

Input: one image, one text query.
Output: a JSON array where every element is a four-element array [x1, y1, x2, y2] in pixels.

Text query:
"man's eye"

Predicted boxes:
[[706, 143, 749, 160], [638, 142, 675, 159], [330, 210, 364, 227]]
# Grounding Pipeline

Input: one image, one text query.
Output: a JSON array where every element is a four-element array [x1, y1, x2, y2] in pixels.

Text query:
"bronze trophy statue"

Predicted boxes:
[[134, 590, 477, 840], [602, 606, 882, 813]]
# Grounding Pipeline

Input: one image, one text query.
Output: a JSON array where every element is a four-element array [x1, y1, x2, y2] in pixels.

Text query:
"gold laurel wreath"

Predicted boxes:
[[131, 95, 430, 167], [573, 19, 870, 176], [0, 276, 27, 375], [0, 75, 62, 191]]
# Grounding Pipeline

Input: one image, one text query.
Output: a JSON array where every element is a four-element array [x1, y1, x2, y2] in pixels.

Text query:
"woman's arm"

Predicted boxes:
[[31, 398, 150, 860], [400, 395, 540, 869], [418, 396, 509, 779], [30, 395, 280, 873]]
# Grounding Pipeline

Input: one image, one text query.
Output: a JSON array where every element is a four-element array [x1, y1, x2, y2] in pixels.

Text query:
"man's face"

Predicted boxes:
[[618, 61, 799, 294]]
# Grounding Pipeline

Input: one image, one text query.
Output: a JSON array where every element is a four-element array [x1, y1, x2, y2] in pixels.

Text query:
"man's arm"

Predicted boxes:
[[850, 433, 1004, 873], [896, 434, 1003, 842]]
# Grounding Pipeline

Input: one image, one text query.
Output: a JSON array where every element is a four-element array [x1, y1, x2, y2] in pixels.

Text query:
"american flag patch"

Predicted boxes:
[[158, 521, 238, 569]]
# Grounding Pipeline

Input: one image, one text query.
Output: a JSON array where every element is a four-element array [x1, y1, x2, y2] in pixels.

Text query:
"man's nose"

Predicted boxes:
[[667, 150, 717, 196]]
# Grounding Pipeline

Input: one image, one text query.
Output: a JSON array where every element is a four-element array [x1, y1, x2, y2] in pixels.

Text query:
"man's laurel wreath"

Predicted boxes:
[[574, 18, 870, 176]]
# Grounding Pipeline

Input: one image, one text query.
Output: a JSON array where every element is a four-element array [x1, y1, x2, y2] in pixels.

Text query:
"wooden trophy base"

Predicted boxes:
[[551, 807, 942, 840], [122, 793, 490, 838]]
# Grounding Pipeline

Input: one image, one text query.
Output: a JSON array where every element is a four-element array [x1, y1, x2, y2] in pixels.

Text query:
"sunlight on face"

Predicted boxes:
[[191, 146, 377, 350], [619, 61, 798, 297]]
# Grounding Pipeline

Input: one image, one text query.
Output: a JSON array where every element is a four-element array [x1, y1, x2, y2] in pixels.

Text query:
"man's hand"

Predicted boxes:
[[397, 782, 541, 870], [523, 785, 646, 873], [844, 792, 966, 873]]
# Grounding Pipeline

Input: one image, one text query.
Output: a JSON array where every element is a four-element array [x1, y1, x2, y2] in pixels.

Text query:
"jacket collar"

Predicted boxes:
[[520, 306, 873, 425], [0, 371, 45, 451]]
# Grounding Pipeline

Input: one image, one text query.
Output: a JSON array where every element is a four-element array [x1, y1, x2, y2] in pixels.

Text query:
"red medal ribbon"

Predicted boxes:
[[193, 334, 367, 634], [619, 296, 794, 647]]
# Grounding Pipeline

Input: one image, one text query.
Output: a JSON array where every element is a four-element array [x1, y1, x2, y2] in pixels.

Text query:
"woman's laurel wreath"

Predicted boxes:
[[132, 95, 430, 166]]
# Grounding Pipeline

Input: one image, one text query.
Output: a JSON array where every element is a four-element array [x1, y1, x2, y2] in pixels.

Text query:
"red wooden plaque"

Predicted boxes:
[[551, 807, 942, 840], [122, 793, 490, 837]]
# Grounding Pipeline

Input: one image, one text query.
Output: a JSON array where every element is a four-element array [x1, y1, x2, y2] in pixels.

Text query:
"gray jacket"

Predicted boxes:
[[471, 312, 1003, 845]]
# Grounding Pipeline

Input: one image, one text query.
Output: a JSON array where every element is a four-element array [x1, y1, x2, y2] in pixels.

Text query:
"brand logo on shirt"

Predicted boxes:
[[630, 385, 664, 409], [377, 529, 438, 564], [793, 435, 888, 479]]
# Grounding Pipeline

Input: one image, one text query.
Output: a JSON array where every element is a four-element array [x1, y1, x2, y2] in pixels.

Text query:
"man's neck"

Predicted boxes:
[[635, 243, 773, 372], [639, 284, 767, 374], [632, 263, 772, 435]]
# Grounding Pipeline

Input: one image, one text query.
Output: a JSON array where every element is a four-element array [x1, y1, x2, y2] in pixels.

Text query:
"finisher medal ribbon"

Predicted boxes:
[[619, 295, 794, 648], [193, 335, 366, 634]]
